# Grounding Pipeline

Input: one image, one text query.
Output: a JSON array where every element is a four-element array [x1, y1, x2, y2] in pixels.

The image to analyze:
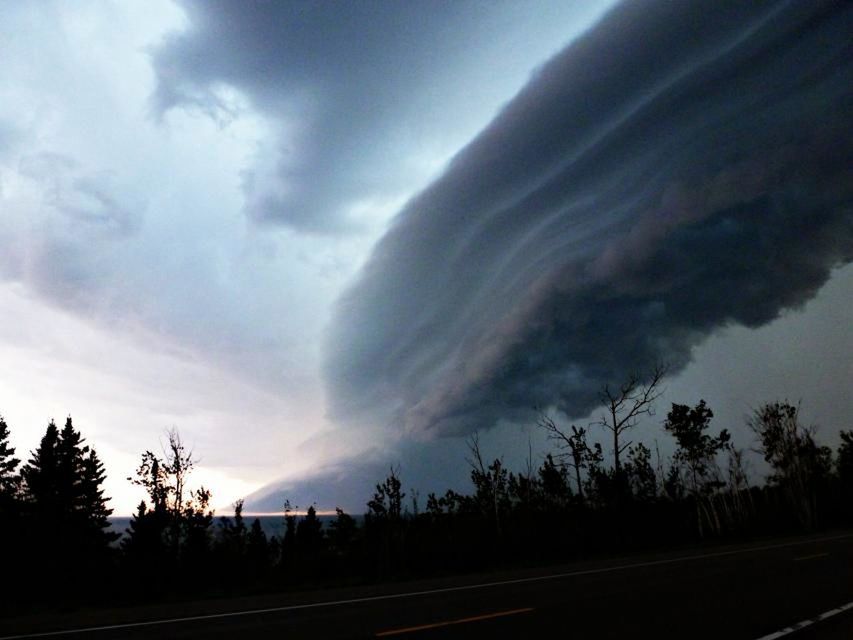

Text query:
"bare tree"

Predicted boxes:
[[465, 433, 508, 537], [593, 363, 667, 473], [162, 427, 196, 518]]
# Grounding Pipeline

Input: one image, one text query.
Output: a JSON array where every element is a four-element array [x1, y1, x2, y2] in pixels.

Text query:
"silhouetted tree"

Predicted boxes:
[[594, 364, 667, 474], [838, 431, 853, 521], [20, 420, 61, 526], [663, 462, 685, 502], [366, 468, 408, 575], [0, 415, 20, 501], [160, 428, 197, 553], [328, 507, 357, 556], [124, 451, 171, 574], [465, 434, 510, 538], [279, 499, 298, 573], [19, 417, 116, 598], [664, 401, 730, 536], [296, 504, 324, 563], [748, 401, 830, 529], [122, 499, 168, 573], [182, 486, 214, 572], [22, 417, 115, 547], [367, 467, 405, 521], [724, 446, 754, 530], [425, 489, 465, 517], [78, 446, 119, 549], [839, 432, 853, 487], [664, 401, 730, 494], [126, 428, 212, 578], [537, 454, 573, 509], [246, 517, 270, 575], [218, 499, 247, 559], [0, 415, 22, 600], [625, 443, 657, 502], [538, 413, 601, 501]]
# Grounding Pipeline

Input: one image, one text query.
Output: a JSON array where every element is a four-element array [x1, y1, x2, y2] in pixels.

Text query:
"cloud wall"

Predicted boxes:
[[325, 0, 853, 437]]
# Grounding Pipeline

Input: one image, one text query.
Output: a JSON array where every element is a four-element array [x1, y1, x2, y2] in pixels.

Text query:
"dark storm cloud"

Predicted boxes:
[[152, 1, 607, 233], [151, 1, 505, 232], [325, 0, 853, 437]]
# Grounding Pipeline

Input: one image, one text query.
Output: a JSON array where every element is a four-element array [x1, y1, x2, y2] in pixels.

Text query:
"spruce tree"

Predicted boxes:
[[246, 518, 269, 575], [296, 504, 324, 559], [21, 416, 117, 593], [20, 419, 61, 524], [19, 420, 63, 597], [0, 415, 20, 502], [122, 499, 169, 585], [0, 414, 22, 605], [79, 446, 119, 547]]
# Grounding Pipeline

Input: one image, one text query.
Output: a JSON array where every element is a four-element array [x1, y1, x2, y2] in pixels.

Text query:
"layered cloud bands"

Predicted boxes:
[[325, 0, 853, 436]]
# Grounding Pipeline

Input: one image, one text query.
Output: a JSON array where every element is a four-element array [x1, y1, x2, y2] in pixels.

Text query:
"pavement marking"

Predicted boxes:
[[754, 600, 853, 640], [2, 533, 850, 639], [793, 552, 830, 562], [375, 607, 534, 636]]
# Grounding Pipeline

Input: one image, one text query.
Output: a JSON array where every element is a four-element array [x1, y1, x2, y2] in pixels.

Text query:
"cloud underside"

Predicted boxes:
[[152, 2, 517, 233], [325, 0, 853, 437]]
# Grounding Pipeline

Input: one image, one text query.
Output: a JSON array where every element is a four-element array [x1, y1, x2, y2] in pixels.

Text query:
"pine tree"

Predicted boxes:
[[0, 415, 20, 502], [296, 504, 324, 558], [21, 417, 117, 591], [19, 420, 63, 598], [122, 499, 169, 582], [328, 507, 356, 556], [79, 446, 119, 547], [0, 414, 23, 604], [20, 419, 62, 524], [246, 518, 269, 576]]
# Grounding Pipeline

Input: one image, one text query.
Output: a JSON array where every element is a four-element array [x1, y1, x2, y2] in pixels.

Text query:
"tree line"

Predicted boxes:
[[1, 373, 852, 612]]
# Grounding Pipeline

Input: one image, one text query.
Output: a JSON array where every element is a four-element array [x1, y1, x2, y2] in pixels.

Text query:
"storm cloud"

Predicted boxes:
[[152, 0, 610, 233], [325, 0, 853, 437]]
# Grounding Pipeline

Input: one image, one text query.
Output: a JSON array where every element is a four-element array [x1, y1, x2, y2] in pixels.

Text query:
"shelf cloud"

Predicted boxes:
[[325, 0, 853, 437]]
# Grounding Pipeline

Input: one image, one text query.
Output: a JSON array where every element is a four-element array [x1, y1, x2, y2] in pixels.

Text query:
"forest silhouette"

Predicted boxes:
[[1, 371, 852, 614]]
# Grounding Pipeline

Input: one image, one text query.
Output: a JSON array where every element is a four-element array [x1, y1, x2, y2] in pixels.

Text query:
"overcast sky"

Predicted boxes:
[[1, 0, 850, 515]]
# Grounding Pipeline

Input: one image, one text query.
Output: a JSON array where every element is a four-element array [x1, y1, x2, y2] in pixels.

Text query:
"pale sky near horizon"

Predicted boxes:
[[1, 0, 850, 515]]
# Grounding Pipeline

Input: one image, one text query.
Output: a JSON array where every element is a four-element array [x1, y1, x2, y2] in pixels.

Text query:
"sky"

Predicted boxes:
[[0, 0, 850, 515]]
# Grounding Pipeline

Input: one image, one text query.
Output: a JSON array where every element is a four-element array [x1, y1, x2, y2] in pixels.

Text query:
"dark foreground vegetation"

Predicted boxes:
[[1, 370, 852, 615]]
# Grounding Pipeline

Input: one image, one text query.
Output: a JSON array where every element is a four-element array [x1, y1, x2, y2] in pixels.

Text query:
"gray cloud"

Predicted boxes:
[[151, 0, 610, 233], [325, 0, 853, 437], [18, 152, 142, 236], [245, 435, 496, 514], [0, 121, 17, 158]]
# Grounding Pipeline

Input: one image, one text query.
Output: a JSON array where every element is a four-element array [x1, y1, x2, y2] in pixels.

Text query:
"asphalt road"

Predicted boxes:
[[2, 531, 852, 639]]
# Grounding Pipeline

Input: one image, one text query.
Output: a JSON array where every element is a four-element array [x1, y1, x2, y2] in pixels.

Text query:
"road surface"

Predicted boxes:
[[2, 531, 851, 639]]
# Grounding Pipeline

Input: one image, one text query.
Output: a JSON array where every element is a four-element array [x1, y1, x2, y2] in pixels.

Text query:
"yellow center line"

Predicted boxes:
[[793, 552, 830, 561], [375, 607, 534, 636]]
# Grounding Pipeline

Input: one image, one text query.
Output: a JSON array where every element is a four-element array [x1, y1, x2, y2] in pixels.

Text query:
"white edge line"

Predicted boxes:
[[3, 533, 851, 639], [754, 601, 853, 640]]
